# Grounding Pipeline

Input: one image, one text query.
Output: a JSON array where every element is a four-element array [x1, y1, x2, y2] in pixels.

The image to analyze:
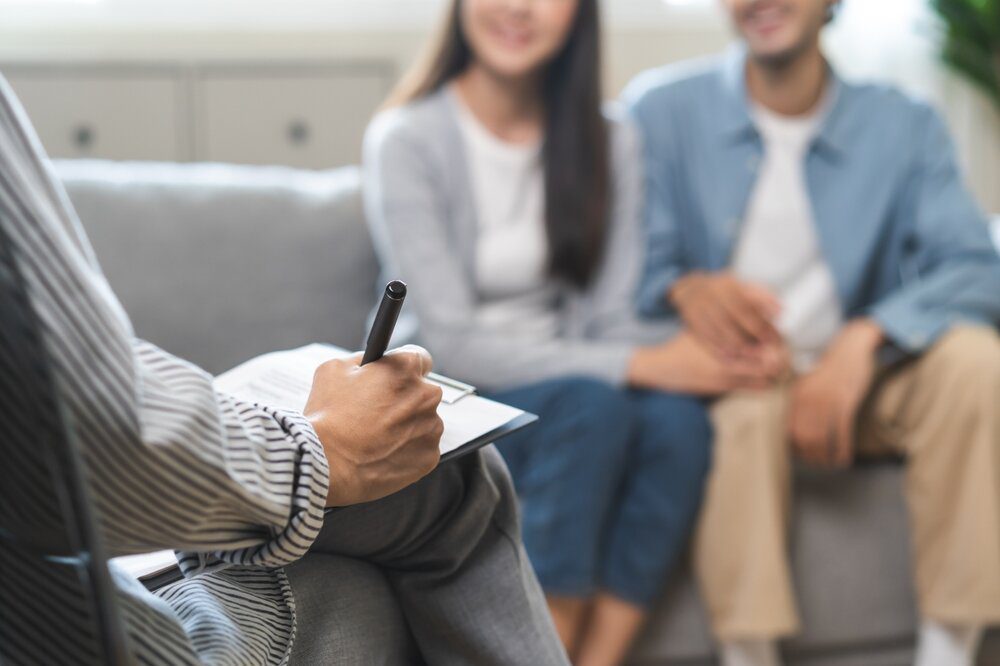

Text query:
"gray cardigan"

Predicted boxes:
[[362, 88, 674, 390]]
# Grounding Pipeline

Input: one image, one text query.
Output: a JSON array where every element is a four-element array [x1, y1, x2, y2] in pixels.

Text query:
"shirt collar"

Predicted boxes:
[[719, 45, 851, 161]]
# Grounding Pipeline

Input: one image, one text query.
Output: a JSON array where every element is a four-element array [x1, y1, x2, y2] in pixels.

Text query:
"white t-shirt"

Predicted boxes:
[[453, 91, 559, 339], [731, 98, 843, 372]]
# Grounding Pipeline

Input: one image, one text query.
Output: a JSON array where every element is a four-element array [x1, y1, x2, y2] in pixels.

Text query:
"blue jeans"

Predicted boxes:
[[488, 377, 712, 607]]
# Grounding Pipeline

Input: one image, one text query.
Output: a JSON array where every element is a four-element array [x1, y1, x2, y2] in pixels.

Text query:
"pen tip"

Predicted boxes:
[[386, 280, 407, 298]]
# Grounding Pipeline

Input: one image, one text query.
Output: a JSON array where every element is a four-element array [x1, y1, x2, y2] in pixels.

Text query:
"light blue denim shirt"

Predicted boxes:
[[622, 48, 1000, 353]]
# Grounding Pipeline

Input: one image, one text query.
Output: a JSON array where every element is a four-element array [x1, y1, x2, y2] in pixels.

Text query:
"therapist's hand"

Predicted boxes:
[[304, 345, 445, 507], [628, 332, 786, 396]]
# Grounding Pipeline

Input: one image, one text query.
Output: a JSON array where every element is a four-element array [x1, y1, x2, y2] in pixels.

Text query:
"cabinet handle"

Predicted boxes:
[[73, 124, 96, 151], [287, 119, 310, 145]]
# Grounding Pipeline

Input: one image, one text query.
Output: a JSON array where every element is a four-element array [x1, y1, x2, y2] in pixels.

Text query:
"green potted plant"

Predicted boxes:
[[931, 0, 1000, 109]]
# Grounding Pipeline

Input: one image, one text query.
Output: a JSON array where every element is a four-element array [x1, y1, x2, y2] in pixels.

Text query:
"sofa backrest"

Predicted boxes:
[[51, 160, 1000, 378], [55, 160, 378, 375]]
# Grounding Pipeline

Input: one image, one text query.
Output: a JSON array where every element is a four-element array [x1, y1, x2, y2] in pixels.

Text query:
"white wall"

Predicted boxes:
[[0, 0, 997, 211]]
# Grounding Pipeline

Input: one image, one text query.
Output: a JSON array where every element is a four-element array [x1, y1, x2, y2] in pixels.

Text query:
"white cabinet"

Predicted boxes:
[[1, 61, 395, 169], [3, 66, 188, 161], [197, 65, 392, 169]]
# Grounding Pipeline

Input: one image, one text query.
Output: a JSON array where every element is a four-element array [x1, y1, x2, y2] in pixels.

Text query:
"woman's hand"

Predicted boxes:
[[627, 332, 788, 396], [304, 345, 445, 507]]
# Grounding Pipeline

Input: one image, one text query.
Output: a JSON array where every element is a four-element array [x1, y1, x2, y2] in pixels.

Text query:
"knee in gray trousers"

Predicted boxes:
[[287, 446, 568, 666]]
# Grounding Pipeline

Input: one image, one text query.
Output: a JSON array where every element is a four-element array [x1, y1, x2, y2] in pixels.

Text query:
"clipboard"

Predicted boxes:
[[440, 411, 538, 462], [422, 371, 537, 460], [212, 343, 537, 463]]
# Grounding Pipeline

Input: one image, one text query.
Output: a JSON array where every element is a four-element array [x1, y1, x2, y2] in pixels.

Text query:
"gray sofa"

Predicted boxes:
[[56, 159, 999, 666]]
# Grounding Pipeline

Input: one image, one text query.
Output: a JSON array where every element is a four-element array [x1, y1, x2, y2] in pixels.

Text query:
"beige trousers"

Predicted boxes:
[[694, 326, 1000, 640]]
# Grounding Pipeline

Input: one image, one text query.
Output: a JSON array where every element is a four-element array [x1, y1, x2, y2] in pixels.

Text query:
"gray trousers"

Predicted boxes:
[[285, 446, 567, 666]]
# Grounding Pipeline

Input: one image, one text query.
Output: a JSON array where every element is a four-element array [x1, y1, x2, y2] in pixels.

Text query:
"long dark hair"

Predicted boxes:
[[384, 0, 610, 289]]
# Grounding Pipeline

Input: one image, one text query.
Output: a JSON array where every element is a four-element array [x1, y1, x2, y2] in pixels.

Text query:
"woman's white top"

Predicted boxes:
[[453, 91, 560, 341]]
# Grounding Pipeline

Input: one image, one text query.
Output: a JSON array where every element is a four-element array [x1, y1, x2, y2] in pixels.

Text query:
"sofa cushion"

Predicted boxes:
[[55, 160, 378, 375]]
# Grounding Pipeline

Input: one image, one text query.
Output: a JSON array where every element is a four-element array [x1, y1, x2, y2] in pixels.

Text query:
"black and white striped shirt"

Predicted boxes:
[[0, 75, 330, 664]]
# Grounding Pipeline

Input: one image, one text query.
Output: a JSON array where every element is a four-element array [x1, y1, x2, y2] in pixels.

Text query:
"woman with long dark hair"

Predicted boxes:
[[363, 1, 776, 662]]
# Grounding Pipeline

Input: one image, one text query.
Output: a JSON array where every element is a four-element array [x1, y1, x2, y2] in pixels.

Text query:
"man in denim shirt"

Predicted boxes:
[[623, 1, 1000, 665]]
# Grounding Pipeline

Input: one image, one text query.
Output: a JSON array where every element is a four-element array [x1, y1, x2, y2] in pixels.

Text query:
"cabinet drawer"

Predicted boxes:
[[197, 66, 392, 169], [3, 68, 186, 161]]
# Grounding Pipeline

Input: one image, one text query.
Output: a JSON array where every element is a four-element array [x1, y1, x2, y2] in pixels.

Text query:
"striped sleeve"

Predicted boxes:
[[128, 340, 330, 569], [0, 75, 329, 568]]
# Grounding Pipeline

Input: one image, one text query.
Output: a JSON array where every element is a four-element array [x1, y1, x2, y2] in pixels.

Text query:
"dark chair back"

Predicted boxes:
[[0, 222, 131, 665]]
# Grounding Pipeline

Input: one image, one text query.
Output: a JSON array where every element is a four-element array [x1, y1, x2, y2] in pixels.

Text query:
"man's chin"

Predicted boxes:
[[747, 39, 810, 70]]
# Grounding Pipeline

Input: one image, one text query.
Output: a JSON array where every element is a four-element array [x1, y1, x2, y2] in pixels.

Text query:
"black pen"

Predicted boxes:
[[361, 280, 407, 366]]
